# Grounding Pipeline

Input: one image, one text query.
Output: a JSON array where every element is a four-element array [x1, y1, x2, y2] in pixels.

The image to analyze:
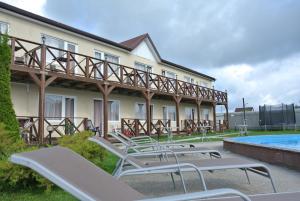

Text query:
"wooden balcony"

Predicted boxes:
[[7, 35, 229, 143], [9, 36, 227, 104]]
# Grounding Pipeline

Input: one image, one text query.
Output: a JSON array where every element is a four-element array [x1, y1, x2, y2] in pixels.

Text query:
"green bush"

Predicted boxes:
[[0, 34, 19, 139], [0, 123, 53, 192], [0, 128, 111, 192], [57, 131, 106, 167]]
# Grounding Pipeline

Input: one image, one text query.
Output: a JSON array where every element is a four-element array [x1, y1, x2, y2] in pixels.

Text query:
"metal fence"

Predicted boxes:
[[228, 109, 300, 131]]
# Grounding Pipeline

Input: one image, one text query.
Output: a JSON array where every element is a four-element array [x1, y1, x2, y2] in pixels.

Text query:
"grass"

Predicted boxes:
[[0, 151, 119, 201]]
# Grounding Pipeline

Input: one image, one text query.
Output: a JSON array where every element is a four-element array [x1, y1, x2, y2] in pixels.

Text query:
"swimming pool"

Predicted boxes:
[[229, 134, 300, 152], [223, 134, 300, 170]]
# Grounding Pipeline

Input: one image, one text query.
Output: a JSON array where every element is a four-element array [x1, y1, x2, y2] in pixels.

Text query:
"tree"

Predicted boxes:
[[0, 34, 19, 139]]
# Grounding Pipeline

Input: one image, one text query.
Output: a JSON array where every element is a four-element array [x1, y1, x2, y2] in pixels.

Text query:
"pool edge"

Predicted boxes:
[[223, 139, 300, 170]]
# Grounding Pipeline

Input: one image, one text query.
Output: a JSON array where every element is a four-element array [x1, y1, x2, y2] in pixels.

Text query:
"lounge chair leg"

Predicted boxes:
[[170, 173, 176, 190], [243, 168, 251, 184], [178, 171, 187, 193], [263, 166, 277, 193]]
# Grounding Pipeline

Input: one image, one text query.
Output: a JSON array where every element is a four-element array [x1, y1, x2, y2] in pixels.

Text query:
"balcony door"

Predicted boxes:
[[94, 100, 103, 134], [65, 97, 75, 134]]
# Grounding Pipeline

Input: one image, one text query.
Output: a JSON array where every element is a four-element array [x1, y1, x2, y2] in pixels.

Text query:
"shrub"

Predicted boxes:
[[0, 123, 53, 192], [57, 131, 106, 167], [0, 129, 110, 192], [0, 34, 19, 139]]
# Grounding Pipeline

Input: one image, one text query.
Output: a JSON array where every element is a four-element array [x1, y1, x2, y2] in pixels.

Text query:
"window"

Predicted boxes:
[[184, 76, 194, 84], [163, 106, 176, 122], [135, 103, 146, 119], [42, 35, 64, 62], [0, 21, 9, 34], [134, 62, 152, 72], [165, 71, 176, 79], [105, 53, 120, 76], [108, 100, 119, 121], [45, 95, 63, 120], [185, 107, 194, 119], [200, 81, 208, 88], [45, 94, 75, 121], [42, 34, 77, 64], [202, 108, 210, 120]]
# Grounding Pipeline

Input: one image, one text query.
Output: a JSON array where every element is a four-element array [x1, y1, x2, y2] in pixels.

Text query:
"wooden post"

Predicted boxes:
[[142, 91, 154, 135], [173, 95, 182, 134], [96, 83, 115, 139], [225, 104, 229, 129], [196, 99, 202, 132], [38, 42, 46, 145], [212, 103, 217, 132]]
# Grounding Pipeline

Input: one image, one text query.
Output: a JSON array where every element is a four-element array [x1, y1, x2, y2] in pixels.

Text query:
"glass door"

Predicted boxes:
[[65, 97, 75, 134]]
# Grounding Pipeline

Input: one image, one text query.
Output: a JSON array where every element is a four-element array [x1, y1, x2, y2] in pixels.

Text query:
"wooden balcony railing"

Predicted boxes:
[[121, 118, 171, 137], [9, 36, 227, 104], [17, 116, 88, 144]]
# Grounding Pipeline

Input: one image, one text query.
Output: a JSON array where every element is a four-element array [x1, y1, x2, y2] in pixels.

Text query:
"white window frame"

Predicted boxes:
[[94, 50, 120, 76], [185, 107, 195, 120], [134, 61, 152, 73], [134, 102, 154, 119], [93, 98, 120, 122], [45, 93, 77, 122], [0, 21, 9, 34], [163, 105, 176, 122], [164, 70, 176, 79], [184, 76, 195, 84], [41, 34, 79, 73]]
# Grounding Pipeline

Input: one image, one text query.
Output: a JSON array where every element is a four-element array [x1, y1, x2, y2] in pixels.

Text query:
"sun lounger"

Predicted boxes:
[[89, 136, 277, 193], [108, 132, 222, 158], [10, 147, 300, 201]]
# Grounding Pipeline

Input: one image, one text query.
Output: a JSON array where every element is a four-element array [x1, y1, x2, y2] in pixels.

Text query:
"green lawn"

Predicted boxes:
[[0, 151, 119, 201]]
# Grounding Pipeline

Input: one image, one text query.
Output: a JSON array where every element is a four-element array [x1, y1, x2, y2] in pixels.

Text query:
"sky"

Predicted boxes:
[[3, 0, 300, 111]]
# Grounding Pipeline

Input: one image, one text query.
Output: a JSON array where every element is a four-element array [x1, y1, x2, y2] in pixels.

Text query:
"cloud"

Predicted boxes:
[[43, 0, 300, 68], [209, 53, 300, 111], [2, 0, 46, 15]]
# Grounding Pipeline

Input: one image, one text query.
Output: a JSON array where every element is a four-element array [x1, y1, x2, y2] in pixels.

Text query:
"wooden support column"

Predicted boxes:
[[173, 95, 182, 134], [225, 104, 229, 129], [212, 103, 217, 132], [142, 91, 154, 135], [29, 71, 57, 145], [96, 83, 115, 139], [195, 99, 202, 131], [29, 41, 57, 144]]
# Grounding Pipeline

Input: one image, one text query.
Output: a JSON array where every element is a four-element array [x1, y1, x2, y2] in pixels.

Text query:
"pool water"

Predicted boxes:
[[230, 134, 300, 151]]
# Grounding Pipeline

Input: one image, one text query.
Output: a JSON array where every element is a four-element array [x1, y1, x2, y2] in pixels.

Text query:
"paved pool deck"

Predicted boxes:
[[121, 141, 300, 197]]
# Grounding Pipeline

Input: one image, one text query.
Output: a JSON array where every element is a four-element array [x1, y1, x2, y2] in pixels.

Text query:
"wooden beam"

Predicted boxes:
[[45, 75, 57, 87], [28, 72, 40, 86]]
